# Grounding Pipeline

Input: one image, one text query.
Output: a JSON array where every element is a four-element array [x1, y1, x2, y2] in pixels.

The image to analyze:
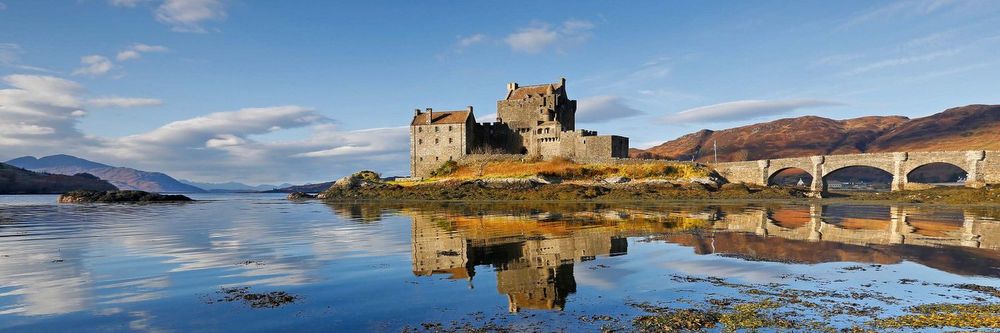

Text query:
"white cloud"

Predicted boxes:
[[458, 33, 486, 48], [108, 0, 141, 7], [661, 99, 841, 124], [155, 0, 226, 33], [0, 2, 6, 10], [505, 26, 557, 54], [116, 43, 169, 61], [576, 95, 643, 123], [504, 19, 594, 54], [87, 97, 163, 108], [840, 0, 959, 29], [0, 43, 54, 72], [842, 48, 960, 76], [72, 55, 114, 76], [0, 74, 410, 183]]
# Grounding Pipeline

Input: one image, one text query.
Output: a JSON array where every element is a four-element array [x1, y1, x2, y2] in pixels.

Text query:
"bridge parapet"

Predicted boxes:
[[711, 150, 999, 196]]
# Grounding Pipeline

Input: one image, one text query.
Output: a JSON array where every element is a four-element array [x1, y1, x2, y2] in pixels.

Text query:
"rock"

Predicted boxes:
[[604, 176, 631, 184], [287, 192, 316, 200], [720, 183, 751, 192], [333, 170, 384, 189], [58, 190, 192, 203]]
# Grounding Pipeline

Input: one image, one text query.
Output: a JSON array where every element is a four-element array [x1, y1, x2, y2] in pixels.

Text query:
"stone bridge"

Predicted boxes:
[[713, 150, 1000, 196]]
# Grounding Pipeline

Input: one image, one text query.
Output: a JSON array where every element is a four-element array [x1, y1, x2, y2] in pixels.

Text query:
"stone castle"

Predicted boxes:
[[409, 78, 629, 177]]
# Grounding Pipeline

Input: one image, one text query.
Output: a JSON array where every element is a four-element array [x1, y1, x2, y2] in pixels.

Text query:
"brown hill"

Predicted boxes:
[[0, 163, 117, 194], [633, 104, 1000, 162]]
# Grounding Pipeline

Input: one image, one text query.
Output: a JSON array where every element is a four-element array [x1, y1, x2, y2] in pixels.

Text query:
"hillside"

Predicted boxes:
[[0, 163, 118, 194], [633, 104, 1000, 162], [6, 155, 205, 193]]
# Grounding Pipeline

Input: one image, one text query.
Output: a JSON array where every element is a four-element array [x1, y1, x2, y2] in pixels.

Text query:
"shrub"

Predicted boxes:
[[431, 160, 459, 177]]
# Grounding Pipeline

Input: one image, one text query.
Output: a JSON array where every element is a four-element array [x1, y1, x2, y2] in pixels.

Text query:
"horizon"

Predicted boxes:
[[3, 1, 1000, 184]]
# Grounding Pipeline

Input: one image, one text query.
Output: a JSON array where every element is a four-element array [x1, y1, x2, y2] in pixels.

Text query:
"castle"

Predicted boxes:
[[409, 78, 630, 177]]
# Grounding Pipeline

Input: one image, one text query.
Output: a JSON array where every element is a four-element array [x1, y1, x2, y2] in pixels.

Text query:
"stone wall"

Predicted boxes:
[[411, 121, 473, 177]]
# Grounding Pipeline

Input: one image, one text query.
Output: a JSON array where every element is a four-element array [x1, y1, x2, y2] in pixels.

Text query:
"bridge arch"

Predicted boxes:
[[821, 165, 894, 192], [767, 167, 814, 187], [905, 162, 968, 185]]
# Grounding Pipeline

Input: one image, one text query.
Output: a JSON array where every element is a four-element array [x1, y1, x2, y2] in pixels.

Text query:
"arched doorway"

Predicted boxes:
[[823, 166, 893, 193], [907, 162, 967, 186], [768, 167, 813, 188]]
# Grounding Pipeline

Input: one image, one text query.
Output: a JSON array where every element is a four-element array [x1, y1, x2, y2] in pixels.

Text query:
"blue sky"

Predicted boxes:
[[1, 0, 999, 184]]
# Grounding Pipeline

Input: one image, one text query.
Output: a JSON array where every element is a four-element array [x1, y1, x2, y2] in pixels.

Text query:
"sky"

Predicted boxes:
[[1, 0, 999, 185]]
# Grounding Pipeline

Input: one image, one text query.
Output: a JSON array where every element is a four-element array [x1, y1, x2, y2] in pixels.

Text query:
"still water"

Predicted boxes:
[[1, 194, 999, 332]]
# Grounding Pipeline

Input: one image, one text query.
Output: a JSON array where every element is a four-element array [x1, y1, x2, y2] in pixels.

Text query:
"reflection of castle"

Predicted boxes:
[[410, 213, 627, 312]]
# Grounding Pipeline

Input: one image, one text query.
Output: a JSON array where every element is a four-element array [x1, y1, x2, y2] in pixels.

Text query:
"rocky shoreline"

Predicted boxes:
[[58, 190, 193, 203], [306, 171, 1000, 205]]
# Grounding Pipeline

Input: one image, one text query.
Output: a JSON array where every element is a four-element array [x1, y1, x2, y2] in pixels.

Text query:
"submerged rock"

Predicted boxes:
[[287, 192, 316, 200], [57, 190, 193, 203]]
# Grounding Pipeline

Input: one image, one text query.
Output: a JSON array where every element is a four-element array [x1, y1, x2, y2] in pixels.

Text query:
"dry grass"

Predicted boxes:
[[437, 158, 710, 181]]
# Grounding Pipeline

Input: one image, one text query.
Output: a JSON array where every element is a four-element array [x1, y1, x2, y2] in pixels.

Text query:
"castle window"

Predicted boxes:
[[449, 156, 453, 161], [419, 157, 423, 161], [435, 156, 439, 161], [418, 127, 422, 133], [448, 125, 452, 131], [418, 139, 423, 144], [435, 138, 439, 144], [448, 138, 453, 144], [435, 126, 439, 132]]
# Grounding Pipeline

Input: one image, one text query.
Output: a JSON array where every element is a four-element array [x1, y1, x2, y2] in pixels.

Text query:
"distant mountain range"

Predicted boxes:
[[179, 179, 293, 192], [0, 163, 117, 194], [6, 155, 205, 193], [262, 182, 335, 194], [632, 104, 1000, 162]]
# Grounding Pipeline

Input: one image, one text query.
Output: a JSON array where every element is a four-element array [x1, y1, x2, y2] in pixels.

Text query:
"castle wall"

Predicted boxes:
[[411, 119, 473, 177]]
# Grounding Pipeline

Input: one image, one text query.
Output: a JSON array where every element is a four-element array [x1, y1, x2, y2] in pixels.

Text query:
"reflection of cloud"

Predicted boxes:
[[660, 257, 789, 284]]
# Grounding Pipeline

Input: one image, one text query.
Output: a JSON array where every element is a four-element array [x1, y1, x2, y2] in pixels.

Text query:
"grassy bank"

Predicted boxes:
[[422, 158, 711, 182], [841, 185, 1000, 205]]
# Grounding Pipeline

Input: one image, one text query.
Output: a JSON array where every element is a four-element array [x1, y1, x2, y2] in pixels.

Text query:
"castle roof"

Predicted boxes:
[[411, 110, 473, 126], [505, 80, 565, 100]]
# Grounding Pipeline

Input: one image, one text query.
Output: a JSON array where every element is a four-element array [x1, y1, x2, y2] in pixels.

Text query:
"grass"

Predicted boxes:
[[431, 158, 710, 181]]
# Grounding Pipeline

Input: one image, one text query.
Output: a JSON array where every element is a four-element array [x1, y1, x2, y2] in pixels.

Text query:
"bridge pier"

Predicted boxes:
[[809, 156, 825, 197], [891, 152, 907, 191], [966, 150, 987, 188]]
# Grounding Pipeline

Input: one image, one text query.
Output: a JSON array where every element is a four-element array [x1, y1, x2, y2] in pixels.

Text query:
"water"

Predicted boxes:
[[1, 194, 999, 332]]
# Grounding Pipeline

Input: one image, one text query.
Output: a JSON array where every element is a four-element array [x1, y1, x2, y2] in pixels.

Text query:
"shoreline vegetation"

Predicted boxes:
[[57, 190, 193, 203], [315, 159, 1000, 205]]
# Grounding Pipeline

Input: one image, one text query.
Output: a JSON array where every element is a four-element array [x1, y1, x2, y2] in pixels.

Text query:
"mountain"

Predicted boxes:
[[263, 181, 335, 193], [180, 180, 293, 192], [5, 155, 205, 193], [632, 104, 1000, 162], [0, 163, 117, 194]]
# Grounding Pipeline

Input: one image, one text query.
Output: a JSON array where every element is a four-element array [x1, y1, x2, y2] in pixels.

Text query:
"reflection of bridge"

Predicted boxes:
[[713, 150, 1000, 196], [718, 204, 1000, 250]]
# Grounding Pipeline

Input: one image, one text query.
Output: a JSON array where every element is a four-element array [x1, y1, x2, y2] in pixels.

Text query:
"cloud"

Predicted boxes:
[[0, 74, 410, 183], [0, 75, 88, 147], [661, 99, 841, 124], [108, 0, 141, 7], [576, 95, 643, 123], [72, 55, 114, 76], [155, 0, 226, 33], [504, 19, 594, 54], [840, 0, 959, 30], [116, 43, 169, 61], [0, 2, 6, 10], [87, 97, 163, 108], [0, 43, 54, 72], [458, 34, 486, 48], [841, 48, 960, 76]]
